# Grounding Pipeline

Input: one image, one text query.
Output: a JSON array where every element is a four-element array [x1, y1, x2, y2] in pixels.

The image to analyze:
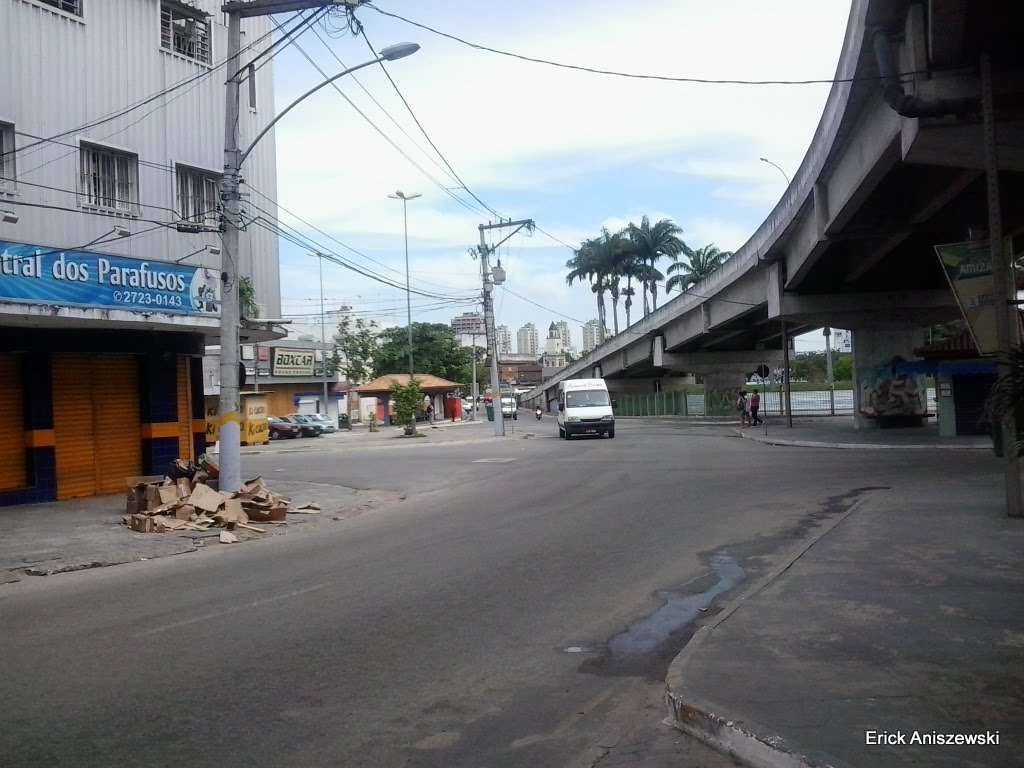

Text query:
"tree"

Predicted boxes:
[[620, 285, 636, 328], [626, 216, 687, 316], [372, 322, 471, 384], [390, 378, 423, 436], [567, 229, 629, 342], [566, 238, 608, 342], [665, 244, 733, 293], [335, 316, 378, 384], [832, 354, 853, 382]]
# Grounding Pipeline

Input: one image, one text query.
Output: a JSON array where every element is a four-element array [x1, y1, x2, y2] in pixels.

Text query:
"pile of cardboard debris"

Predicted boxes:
[[123, 459, 319, 543]]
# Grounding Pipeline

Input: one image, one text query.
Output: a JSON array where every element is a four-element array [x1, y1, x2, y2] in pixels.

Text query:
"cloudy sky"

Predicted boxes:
[[268, 0, 853, 352]]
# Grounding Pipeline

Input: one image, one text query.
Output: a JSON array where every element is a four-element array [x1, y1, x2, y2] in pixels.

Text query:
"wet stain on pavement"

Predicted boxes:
[[578, 550, 746, 680], [575, 486, 890, 680]]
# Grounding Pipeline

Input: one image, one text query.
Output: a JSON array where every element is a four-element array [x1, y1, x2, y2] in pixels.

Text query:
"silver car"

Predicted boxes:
[[308, 413, 337, 434]]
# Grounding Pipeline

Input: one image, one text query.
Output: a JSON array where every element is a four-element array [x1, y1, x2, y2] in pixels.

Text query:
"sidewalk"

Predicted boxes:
[[241, 417, 501, 454], [665, 476, 1024, 768], [735, 419, 990, 451], [0, 480, 368, 580]]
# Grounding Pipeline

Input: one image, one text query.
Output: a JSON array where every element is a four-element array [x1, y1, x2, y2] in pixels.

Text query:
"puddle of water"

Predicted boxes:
[[607, 551, 745, 658]]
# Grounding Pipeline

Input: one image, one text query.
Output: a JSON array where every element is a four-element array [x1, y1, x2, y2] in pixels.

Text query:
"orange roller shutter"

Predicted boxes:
[[0, 354, 27, 491], [177, 356, 193, 461], [92, 356, 142, 495], [53, 354, 97, 500]]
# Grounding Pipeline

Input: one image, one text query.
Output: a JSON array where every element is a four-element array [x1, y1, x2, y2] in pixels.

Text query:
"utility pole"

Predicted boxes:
[[781, 321, 793, 428], [477, 219, 534, 437], [317, 252, 329, 414], [824, 326, 835, 416], [218, 0, 419, 491], [981, 52, 1022, 518], [219, 9, 244, 493], [470, 330, 478, 422]]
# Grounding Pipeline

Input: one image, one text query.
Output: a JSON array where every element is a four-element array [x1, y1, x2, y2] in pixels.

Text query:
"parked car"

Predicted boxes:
[[282, 415, 322, 437], [268, 416, 301, 440], [306, 413, 336, 434]]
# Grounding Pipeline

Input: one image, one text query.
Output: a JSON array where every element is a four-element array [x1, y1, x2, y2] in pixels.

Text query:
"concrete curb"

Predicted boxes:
[[241, 433, 502, 456], [735, 428, 988, 451], [663, 491, 886, 768]]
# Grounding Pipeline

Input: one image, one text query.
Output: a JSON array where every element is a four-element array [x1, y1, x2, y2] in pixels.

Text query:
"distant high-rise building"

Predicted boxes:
[[582, 319, 610, 353], [553, 320, 573, 353], [831, 329, 852, 353], [495, 324, 512, 354], [517, 322, 540, 356], [451, 312, 485, 336]]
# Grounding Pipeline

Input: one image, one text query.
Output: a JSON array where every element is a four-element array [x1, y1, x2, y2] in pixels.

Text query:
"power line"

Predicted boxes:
[[249, 216, 476, 301], [307, 20, 465, 189], [0, 175, 184, 216], [362, 3, 928, 87], [6, 12, 318, 162], [10, 11, 324, 181], [275, 17, 492, 219], [244, 183, 474, 294], [360, 28, 501, 219]]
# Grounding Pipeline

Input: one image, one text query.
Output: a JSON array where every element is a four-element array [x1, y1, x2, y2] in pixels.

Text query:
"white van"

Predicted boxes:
[[556, 378, 615, 439]]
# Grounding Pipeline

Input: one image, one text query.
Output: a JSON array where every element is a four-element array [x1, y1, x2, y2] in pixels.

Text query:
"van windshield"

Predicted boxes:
[[565, 390, 610, 408]]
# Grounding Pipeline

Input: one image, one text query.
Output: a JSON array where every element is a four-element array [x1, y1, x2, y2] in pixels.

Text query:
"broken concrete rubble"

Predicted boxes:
[[121, 461, 317, 543]]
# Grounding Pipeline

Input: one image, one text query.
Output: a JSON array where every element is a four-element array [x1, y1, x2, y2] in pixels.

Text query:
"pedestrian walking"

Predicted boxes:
[[749, 389, 762, 426], [736, 390, 749, 428], [426, 403, 434, 424]]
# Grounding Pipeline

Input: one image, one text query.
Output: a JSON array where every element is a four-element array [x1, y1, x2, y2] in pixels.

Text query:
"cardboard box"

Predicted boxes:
[[176, 477, 193, 499], [129, 514, 155, 533], [175, 504, 196, 521], [158, 486, 179, 506], [125, 475, 163, 515], [188, 483, 226, 514]]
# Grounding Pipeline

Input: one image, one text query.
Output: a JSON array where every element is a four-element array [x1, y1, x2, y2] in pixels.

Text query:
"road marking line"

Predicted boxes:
[[471, 458, 518, 463], [134, 582, 330, 637]]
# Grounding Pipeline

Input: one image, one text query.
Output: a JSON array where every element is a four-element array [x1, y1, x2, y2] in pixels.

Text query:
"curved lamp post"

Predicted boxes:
[[218, 40, 420, 492], [759, 156, 791, 186]]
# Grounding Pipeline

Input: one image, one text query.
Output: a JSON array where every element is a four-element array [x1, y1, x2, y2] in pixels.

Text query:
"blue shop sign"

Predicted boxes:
[[0, 240, 221, 316]]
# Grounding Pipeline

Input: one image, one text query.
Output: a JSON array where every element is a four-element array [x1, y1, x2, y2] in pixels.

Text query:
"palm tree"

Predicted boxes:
[[626, 216, 687, 317], [621, 285, 636, 328], [566, 238, 602, 331], [633, 263, 665, 315], [607, 276, 621, 336], [665, 243, 734, 293], [589, 227, 628, 338]]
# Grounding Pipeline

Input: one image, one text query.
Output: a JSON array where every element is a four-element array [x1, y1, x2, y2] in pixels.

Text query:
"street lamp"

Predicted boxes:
[[310, 252, 330, 416], [217, 33, 420, 493], [759, 157, 791, 185], [388, 190, 421, 381]]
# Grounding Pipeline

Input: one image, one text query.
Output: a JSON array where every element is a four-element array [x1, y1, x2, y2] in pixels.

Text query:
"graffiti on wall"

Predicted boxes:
[[859, 357, 925, 417], [706, 387, 742, 417]]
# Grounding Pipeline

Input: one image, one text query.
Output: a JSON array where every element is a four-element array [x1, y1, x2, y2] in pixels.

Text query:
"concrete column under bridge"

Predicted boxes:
[[653, 340, 785, 417], [851, 327, 927, 429]]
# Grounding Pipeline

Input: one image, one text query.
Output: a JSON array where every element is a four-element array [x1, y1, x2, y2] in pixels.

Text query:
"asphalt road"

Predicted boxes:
[[0, 418, 998, 767]]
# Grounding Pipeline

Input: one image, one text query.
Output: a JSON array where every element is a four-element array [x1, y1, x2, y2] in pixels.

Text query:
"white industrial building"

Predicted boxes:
[[0, 0, 280, 504]]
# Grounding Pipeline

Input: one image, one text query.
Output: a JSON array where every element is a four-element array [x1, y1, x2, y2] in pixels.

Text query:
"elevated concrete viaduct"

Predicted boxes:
[[526, 0, 1024, 425]]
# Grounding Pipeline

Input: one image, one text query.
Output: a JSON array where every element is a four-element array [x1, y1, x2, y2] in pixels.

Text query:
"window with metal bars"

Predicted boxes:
[[37, 0, 82, 15], [0, 124, 15, 190], [176, 166, 221, 228], [79, 144, 138, 213], [160, 4, 211, 65]]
